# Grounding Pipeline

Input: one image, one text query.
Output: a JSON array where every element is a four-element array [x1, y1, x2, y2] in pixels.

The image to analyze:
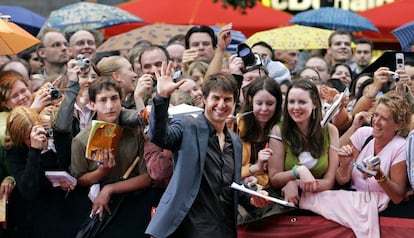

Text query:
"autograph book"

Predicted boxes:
[[85, 120, 123, 161]]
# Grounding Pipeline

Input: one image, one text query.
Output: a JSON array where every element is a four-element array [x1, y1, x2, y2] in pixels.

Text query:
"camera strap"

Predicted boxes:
[[361, 135, 374, 151]]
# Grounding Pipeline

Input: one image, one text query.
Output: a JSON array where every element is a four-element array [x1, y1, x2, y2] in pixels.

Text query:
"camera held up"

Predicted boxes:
[[45, 127, 54, 138], [48, 86, 62, 100], [76, 54, 91, 70], [236, 43, 262, 72]]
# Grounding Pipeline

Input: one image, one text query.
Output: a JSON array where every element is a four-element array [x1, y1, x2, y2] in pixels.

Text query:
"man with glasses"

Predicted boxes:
[[305, 55, 331, 82], [166, 42, 185, 78], [37, 28, 70, 77], [68, 30, 97, 61]]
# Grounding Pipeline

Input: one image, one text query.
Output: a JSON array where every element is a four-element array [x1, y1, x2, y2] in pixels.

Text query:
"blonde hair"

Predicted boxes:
[[376, 91, 411, 138], [96, 56, 126, 77], [188, 61, 208, 77], [2, 106, 41, 149], [170, 90, 193, 106]]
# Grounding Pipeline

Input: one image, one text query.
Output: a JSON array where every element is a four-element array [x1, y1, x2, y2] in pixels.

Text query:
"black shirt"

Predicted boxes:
[[171, 120, 236, 237]]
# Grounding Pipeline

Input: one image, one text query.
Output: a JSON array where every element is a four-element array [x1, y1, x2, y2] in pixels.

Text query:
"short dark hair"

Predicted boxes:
[[251, 41, 275, 60], [17, 45, 39, 62], [185, 25, 217, 49], [330, 63, 352, 77], [167, 34, 186, 46], [202, 72, 238, 101], [138, 45, 170, 66], [328, 29, 354, 47], [89, 78, 122, 103], [355, 38, 374, 51]]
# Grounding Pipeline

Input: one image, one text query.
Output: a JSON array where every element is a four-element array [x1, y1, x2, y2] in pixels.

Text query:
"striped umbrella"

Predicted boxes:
[[392, 21, 414, 52], [290, 7, 378, 32]]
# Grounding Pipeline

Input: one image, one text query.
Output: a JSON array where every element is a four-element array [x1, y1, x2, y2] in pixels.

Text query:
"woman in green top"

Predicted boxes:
[[268, 79, 339, 206]]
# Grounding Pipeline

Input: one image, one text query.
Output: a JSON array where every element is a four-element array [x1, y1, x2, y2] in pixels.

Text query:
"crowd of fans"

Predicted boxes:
[[0, 22, 414, 237]]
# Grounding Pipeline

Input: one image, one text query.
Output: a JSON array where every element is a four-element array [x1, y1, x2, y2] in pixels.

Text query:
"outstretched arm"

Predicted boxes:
[[205, 23, 232, 79]]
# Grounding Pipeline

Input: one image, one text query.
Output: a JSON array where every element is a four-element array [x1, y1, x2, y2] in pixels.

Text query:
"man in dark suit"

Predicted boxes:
[[145, 62, 270, 238]]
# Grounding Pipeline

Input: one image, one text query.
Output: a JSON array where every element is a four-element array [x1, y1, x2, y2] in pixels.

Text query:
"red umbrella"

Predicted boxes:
[[109, 0, 292, 38], [358, 0, 414, 49]]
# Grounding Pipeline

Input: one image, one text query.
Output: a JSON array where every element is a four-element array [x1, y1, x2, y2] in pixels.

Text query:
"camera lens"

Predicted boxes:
[[48, 87, 62, 100], [237, 43, 257, 67], [238, 48, 251, 58]]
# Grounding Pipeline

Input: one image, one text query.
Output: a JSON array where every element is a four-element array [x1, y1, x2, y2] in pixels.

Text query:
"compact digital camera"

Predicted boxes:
[[48, 86, 62, 100], [363, 155, 380, 167], [45, 127, 54, 138], [76, 54, 91, 70]]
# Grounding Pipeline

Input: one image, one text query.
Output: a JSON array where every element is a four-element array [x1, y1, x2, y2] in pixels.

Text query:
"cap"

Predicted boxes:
[[265, 60, 291, 84]]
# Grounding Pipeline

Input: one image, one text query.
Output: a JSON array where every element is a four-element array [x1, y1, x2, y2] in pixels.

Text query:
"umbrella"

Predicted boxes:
[[0, 19, 41, 55], [41, 2, 144, 34], [246, 25, 332, 50], [289, 7, 378, 32], [0, 5, 46, 36], [116, 0, 292, 38], [392, 21, 414, 52], [97, 24, 191, 52], [358, 0, 413, 49]]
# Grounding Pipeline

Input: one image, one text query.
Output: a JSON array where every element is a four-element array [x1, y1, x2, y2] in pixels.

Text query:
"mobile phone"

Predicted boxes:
[[396, 53, 405, 70], [350, 161, 377, 176]]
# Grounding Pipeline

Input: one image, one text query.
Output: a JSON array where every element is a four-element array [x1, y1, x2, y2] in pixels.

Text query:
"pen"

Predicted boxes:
[[237, 111, 253, 118], [65, 189, 70, 199]]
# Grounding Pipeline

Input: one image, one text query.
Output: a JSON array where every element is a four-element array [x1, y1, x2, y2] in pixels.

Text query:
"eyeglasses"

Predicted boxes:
[[46, 41, 69, 49]]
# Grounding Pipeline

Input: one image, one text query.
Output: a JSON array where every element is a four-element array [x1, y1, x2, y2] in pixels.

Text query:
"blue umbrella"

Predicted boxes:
[[42, 2, 144, 33], [210, 25, 246, 54], [290, 7, 378, 32], [392, 21, 414, 52], [0, 5, 46, 36]]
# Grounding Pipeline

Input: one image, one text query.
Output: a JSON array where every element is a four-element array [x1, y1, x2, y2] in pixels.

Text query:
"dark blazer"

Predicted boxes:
[[145, 96, 243, 238]]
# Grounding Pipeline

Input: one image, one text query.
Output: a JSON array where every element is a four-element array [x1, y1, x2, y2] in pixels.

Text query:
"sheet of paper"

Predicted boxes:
[[0, 196, 6, 222], [230, 182, 296, 207], [45, 171, 77, 187]]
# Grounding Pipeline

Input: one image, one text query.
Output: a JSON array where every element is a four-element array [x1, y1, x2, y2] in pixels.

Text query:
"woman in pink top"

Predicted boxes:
[[300, 91, 410, 237]]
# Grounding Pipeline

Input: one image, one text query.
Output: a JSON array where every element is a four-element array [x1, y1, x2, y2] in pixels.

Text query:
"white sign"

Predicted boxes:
[[263, 0, 396, 12]]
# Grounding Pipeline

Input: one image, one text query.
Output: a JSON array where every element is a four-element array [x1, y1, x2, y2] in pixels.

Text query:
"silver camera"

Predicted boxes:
[[76, 54, 91, 70], [48, 86, 62, 100], [363, 156, 380, 167]]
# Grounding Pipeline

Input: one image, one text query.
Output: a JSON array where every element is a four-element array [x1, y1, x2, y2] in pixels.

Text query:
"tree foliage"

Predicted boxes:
[[214, 0, 257, 13]]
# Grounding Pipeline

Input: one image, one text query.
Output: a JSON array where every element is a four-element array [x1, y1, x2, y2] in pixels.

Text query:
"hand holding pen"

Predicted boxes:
[[97, 148, 116, 169]]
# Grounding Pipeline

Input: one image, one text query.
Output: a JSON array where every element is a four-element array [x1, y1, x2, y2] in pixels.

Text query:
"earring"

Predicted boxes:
[[312, 109, 315, 119]]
